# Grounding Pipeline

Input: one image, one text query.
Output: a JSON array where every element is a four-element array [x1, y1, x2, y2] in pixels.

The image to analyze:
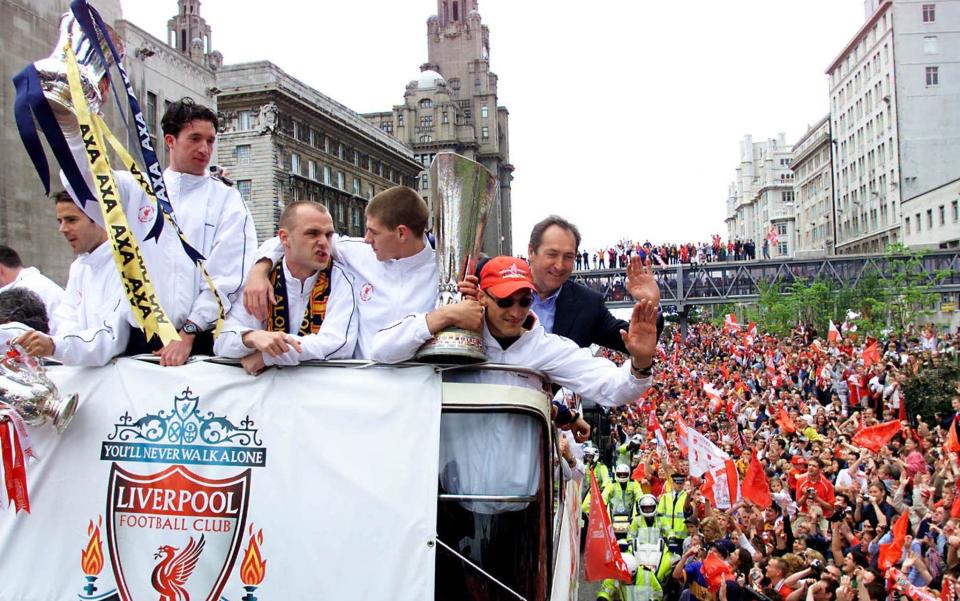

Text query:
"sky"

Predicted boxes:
[[120, 0, 866, 253]]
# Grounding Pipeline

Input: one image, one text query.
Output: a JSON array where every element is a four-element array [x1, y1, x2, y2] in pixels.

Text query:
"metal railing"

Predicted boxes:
[[572, 249, 960, 309]]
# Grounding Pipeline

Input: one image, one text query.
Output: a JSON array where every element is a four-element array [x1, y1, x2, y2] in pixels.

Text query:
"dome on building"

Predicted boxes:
[[416, 70, 445, 89]]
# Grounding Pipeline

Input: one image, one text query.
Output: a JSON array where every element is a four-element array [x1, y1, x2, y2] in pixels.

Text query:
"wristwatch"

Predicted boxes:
[[631, 359, 655, 377], [182, 321, 201, 336]]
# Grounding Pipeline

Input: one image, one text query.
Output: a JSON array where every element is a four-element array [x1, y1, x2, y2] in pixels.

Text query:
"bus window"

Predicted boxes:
[[436, 410, 550, 601]]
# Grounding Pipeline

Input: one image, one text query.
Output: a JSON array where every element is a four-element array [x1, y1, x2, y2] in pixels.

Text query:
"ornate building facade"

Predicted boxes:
[[363, 0, 514, 255], [215, 62, 422, 241]]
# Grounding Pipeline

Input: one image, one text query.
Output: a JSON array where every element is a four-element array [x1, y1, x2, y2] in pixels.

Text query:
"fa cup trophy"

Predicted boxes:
[[415, 153, 498, 364], [33, 12, 124, 126], [0, 349, 78, 434]]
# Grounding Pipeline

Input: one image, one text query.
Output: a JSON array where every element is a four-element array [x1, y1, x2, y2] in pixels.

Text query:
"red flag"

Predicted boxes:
[[862, 338, 881, 368], [878, 510, 910, 570], [632, 463, 645, 482], [947, 418, 960, 454], [703, 550, 734, 592], [852, 420, 901, 454], [724, 313, 740, 334], [828, 320, 842, 343], [584, 472, 633, 583], [742, 452, 772, 508], [720, 364, 729, 380], [951, 495, 960, 519], [776, 407, 797, 434], [699, 471, 716, 505]]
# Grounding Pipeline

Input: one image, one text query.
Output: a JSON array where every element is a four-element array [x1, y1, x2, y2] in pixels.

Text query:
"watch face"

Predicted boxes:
[[183, 323, 199, 334]]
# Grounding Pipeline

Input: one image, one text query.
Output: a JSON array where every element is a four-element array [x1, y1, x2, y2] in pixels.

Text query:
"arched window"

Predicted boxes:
[[419, 98, 433, 109]]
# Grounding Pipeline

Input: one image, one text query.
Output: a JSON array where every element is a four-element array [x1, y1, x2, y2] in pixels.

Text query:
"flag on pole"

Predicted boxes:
[[687, 426, 739, 508], [767, 226, 779, 246], [724, 313, 741, 334], [583, 472, 633, 582], [862, 338, 881, 368], [742, 451, 772, 508], [828, 320, 842, 343], [878, 510, 910, 571], [852, 420, 901, 453]]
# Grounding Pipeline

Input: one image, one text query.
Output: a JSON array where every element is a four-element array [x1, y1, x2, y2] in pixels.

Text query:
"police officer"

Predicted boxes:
[[629, 495, 673, 601], [596, 553, 639, 601], [603, 463, 642, 548], [617, 433, 642, 467], [584, 442, 611, 496], [656, 472, 693, 554]]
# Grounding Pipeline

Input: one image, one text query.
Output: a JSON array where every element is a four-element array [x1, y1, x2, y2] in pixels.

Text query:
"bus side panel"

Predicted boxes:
[[550, 478, 582, 601]]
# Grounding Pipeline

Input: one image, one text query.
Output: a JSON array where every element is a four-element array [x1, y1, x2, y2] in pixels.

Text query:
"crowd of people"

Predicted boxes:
[[577, 320, 960, 601], [570, 237, 766, 271]]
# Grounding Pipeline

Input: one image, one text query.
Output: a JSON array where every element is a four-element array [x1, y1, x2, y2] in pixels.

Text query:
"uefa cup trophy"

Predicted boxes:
[[0, 348, 78, 434], [415, 152, 498, 364], [32, 12, 124, 128]]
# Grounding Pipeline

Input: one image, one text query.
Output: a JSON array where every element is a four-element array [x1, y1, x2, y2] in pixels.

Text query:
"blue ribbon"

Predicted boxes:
[[12, 64, 96, 206]]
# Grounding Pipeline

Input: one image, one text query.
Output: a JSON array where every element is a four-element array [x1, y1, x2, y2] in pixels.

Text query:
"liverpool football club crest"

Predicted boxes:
[[78, 388, 269, 601]]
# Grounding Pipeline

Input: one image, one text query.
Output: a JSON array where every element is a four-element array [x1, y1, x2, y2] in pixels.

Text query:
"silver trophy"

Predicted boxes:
[[415, 152, 497, 364], [33, 13, 124, 125], [0, 348, 78, 434]]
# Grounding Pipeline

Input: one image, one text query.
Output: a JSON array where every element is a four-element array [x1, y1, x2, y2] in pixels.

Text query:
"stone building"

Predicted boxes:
[[215, 62, 422, 241], [827, 0, 960, 254], [725, 134, 797, 258], [902, 177, 960, 248], [791, 117, 835, 258], [363, 0, 514, 256]]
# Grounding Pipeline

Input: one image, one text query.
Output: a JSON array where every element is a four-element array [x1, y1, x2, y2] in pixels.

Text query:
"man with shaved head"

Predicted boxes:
[[214, 201, 358, 374]]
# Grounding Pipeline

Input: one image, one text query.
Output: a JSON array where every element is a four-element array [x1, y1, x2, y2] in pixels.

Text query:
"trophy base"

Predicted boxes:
[[415, 327, 487, 365], [50, 393, 78, 435]]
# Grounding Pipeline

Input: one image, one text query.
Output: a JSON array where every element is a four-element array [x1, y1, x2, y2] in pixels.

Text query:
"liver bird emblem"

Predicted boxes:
[[151, 534, 206, 601]]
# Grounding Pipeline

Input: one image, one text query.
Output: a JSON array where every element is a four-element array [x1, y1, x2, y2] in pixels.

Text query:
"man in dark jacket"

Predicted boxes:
[[524, 216, 662, 353]]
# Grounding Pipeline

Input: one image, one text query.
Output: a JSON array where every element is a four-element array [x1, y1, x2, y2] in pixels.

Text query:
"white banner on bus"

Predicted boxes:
[[0, 359, 442, 601]]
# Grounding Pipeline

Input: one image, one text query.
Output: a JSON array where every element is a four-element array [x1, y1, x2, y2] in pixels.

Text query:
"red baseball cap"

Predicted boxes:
[[479, 256, 535, 299]]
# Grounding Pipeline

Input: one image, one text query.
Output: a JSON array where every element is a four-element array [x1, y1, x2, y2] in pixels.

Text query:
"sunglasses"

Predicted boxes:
[[484, 290, 533, 309]]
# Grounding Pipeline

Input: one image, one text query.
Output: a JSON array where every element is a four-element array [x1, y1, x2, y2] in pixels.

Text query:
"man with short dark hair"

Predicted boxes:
[[61, 97, 257, 366], [242, 186, 478, 360], [12, 193, 129, 365], [0, 288, 49, 340], [214, 201, 358, 374], [525, 215, 662, 353], [0, 245, 64, 321]]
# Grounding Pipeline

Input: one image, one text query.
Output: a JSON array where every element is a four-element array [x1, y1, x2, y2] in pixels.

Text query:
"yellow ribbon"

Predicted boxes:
[[64, 41, 179, 345], [97, 119, 225, 336]]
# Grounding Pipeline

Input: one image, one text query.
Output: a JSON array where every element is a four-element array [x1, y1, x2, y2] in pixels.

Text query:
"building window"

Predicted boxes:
[[924, 36, 938, 54], [235, 144, 251, 166], [398, 114, 404, 127], [337, 171, 345, 190], [474, 78, 481, 90], [939, 204, 946, 225], [777, 242, 788, 255], [323, 165, 332, 186], [953, 200, 959, 222], [419, 98, 433, 109], [928, 209, 934, 229], [367, 185, 375, 199], [442, 111, 449, 124], [336, 201, 345, 224], [449, 78, 460, 91], [353, 177, 360, 195], [337, 143, 344, 160], [917, 213, 922, 232], [291, 153, 301, 175], [308, 159, 317, 180], [481, 105, 488, 119], [922, 3, 935, 22], [481, 126, 489, 139], [145, 92, 157, 139], [420, 115, 433, 127], [237, 179, 252, 201], [380, 121, 393, 133], [926, 66, 940, 86], [906, 216, 911, 234], [783, 190, 795, 203], [292, 120, 301, 140], [352, 206, 362, 228], [421, 173, 429, 190], [777, 223, 788, 236], [237, 110, 252, 131], [419, 135, 432, 143]]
